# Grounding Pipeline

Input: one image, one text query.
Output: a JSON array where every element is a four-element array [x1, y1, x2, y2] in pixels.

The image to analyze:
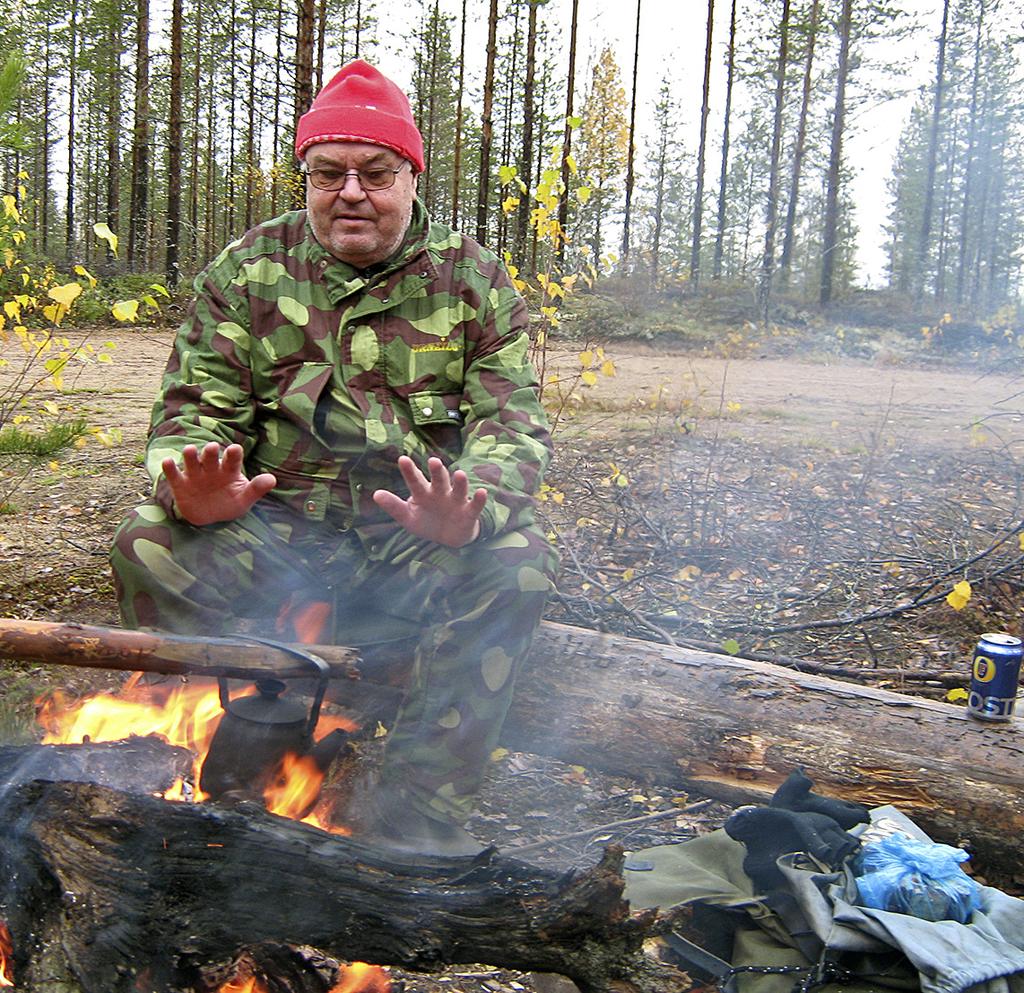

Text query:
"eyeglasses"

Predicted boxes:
[[302, 160, 410, 192]]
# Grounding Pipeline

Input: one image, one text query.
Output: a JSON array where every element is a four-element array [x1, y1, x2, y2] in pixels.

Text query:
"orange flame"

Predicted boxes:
[[36, 679, 356, 824], [216, 977, 261, 993], [330, 963, 390, 993], [0, 921, 14, 987]]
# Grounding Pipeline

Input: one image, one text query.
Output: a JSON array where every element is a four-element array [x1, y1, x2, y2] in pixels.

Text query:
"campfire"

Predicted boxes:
[[0, 922, 12, 988], [36, 674, 357, 829], [12, 675, 396, 993]]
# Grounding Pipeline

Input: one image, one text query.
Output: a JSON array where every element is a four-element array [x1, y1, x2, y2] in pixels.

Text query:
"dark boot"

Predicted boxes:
[[343, 771, 485, 857]]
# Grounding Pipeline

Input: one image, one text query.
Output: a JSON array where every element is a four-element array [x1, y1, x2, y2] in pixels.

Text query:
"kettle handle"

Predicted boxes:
[[230, 636, 331, 738]]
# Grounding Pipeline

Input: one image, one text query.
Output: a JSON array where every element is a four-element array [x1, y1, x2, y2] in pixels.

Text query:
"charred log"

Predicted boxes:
[[0, 777, 653, 993], [0, 734, 192, 795]]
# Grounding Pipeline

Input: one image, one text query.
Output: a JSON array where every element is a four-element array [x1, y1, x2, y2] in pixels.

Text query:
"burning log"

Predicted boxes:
[[0, 734, 191, 795], [3, 617, 1022, 873], [0, 775, 654, 993]]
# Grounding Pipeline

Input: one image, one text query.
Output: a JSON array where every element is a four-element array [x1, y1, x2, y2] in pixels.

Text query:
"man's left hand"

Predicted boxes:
[[373, 456, 486, 548]]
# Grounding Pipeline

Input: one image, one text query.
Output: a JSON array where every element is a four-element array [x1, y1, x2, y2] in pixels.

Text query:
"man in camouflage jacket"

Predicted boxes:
[[110, 60, 557, 854]]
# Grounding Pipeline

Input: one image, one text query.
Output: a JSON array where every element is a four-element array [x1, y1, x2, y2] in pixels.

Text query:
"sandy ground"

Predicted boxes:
[[45, 327, 1024, 452]]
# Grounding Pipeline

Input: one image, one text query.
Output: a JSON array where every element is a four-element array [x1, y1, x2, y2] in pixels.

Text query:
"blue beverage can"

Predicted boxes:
[[967, 633, 1023, 722]]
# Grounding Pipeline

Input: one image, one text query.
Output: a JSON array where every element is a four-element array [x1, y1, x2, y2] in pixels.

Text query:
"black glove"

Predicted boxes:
[[770, 767, 869, 830], [725, 806, 860, 892]]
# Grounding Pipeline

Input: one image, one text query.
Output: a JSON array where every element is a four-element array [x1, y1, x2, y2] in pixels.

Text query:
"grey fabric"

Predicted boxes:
[[623, 805, 1024, 993]]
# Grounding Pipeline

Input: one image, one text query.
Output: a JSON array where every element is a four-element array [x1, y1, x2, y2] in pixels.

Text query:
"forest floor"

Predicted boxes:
[[1, 320, 1023, 990]]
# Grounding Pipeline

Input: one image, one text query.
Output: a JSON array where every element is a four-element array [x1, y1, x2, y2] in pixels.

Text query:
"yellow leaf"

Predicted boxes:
[[622, 567, 635, 581], [600, 359, 616, 377], [4, 300, 20, 320], [48, 460, 59, 471], [74, 264, 98, 288], [1019, 532, 1024, 552], [49, 282, 83, 307], [675, 565, 702, 582], [373, 721, 388, 738], [93, 222, 119, 256], [551, 491, 564, 505], [581, 370, 598, 386], [726, 401, 742, 413], [111, 299, 139, 322], [579, 349, 594, 369], [42, 303, 64, 324], [490, 747, 509, 762], [41, 400, 59, 415], [576, 186, 591, 204], [566, 154, 578, 175], [501, 195, 520, 214], [946, 687, 968, 703], [945, 580, 972, 611]]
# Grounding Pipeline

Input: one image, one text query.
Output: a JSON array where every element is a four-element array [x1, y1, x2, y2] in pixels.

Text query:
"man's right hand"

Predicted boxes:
[[161, 442, 276, 526]]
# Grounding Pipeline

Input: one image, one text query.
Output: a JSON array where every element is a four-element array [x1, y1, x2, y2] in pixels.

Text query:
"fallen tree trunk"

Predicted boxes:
[[0, 770, 652, 993], [3, 618, 1021, 873], [506, 623, 1024, 876]]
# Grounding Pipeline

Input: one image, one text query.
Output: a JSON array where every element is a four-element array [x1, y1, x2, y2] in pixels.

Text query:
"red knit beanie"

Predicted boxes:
[[295, 60, 425, 172]]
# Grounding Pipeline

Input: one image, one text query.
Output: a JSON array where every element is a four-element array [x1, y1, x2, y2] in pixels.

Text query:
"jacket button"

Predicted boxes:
[[422, 406, 433, 416], [305, 500, 316, 512]]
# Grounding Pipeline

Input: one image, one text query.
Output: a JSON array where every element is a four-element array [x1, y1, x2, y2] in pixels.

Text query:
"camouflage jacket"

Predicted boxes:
[[147, 202, 552, 549]]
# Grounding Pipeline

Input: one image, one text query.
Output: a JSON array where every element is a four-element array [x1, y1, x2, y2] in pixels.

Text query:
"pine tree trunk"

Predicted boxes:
[[295, 0, 316, 208], [128, 0, 151, 270], [819, 0, 852, 306], [65, 0, 78, 261], [475, 0, 498, 247], [556, 0, 579, 270], [778, 0, 819, 289], [189, 0, 203, 268], [758, 0, 790, 322], [650, 131, 666, 287], [451, 0, 467, 228], [955, 0, 985, 306], [166, 0, 183, 287], [105, 7, 122, 268], [271, 0, 284, 216], [689, 0, 714, 291], [712, 0, 737, 280], [245, 4, 258, 231], [914, 0, 949, 303], [315, 0, 326, 93], [41, 23, 51, 256], [514, 0, 538, 259], [226, 0, 238, 243], [620, 0, 641, 267]]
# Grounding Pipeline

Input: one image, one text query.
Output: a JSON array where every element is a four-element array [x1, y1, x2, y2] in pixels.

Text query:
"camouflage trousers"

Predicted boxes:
[[110, 499, 558, 823]]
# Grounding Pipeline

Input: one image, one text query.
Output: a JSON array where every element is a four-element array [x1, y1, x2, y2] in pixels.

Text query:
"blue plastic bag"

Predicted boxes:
[[851, 831, 982, 923]]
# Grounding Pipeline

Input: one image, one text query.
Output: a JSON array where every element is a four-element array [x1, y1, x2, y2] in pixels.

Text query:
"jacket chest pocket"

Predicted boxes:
[[383, 326, 465, 393]]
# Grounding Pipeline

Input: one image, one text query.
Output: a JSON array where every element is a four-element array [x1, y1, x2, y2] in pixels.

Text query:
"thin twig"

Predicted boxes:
[[504, 799, 714, 857]]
